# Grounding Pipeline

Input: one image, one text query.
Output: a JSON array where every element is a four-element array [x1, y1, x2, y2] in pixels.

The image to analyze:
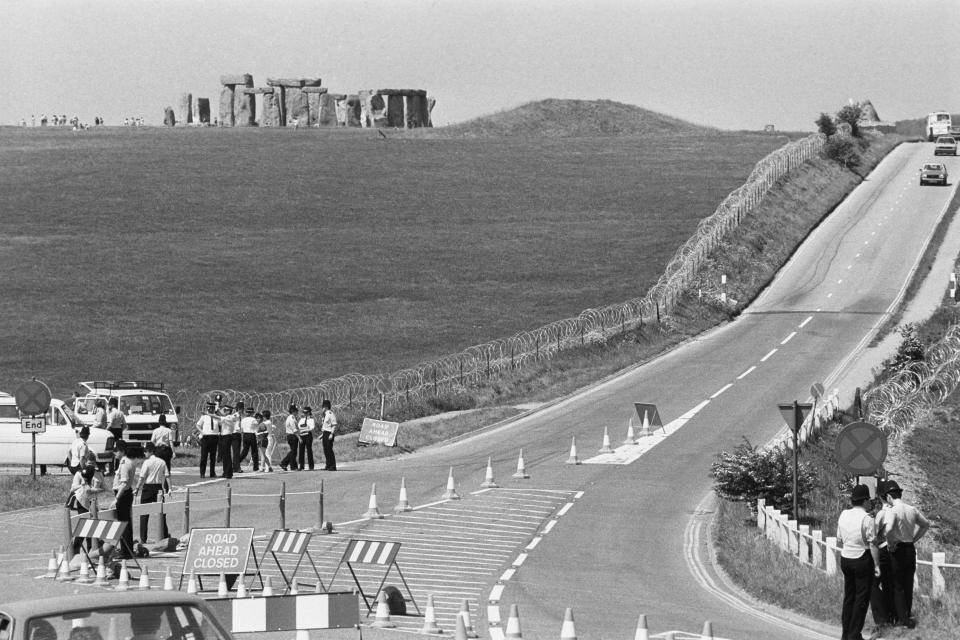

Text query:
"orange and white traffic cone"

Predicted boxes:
[[599, 427, 614, 453], [290, 579, 299, 595], [634, 614, 649, 640], [453, 609, 468, 640], [236, 579, 248, 597], [565, 437, 581, 465], [419, 594, 442, 634], [186, 571, 198, 594], [55, 550, 74, 582], [217, 572, 228, 596], [44, 548, 58, 578], [370, 591, 395, 628], [364, 483, 383, 519], [92, 556, 109, 587], [162, 566, 174, 591], [624, 419, 637, 444], [262, 575, 274, 596], [505, 604, 523, 639], [480, 457, 499, 488], [459, 599, 478, 639], [115, 560, 130, 591], [443, 467, 460, 500], [394, 477, 412, 513], [700, 620, 714, 639], [513, 449, 530, 479], [138, 566, 151, 590], [76, 557, 93, 584], [559, 608, 577, 640], [641, 410, 650, 435]]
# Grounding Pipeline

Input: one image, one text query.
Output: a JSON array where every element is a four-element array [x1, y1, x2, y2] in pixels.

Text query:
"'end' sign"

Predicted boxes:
[[182, 527, 254, 576], [358, 418, 400, 447]]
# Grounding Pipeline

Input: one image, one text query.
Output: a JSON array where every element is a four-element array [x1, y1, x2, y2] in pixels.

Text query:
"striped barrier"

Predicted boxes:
[[204, 592, 358, 633]]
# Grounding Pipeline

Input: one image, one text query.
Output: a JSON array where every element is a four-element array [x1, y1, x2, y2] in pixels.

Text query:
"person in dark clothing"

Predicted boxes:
[[195, 403, 220, 478], [297, 406, 316, 471], [280, 405, 301, 471]]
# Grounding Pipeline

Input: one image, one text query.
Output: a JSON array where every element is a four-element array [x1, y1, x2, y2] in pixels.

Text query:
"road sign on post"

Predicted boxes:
[[834, 421, 887, 476], [779, 401, 813, 519], [15, 380, 52, 481]]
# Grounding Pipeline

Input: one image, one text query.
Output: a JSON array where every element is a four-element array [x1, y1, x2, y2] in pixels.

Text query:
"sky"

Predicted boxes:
[[2, 0, 959, 131]]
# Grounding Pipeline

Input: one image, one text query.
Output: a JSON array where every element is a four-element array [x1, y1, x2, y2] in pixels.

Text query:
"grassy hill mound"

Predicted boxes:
[[437, 98, 717, 137]]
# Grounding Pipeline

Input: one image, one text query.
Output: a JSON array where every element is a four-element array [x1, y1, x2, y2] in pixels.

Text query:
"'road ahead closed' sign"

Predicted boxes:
[[358, 418, 400, 447], [182, 527, 255, 576]]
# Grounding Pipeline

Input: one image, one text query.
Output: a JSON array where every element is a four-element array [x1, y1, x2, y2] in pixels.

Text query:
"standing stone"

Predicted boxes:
[[427, 97, 436, 127], [285, 87, 308, 125], [334, 95, 348, 127], [197, 98, 211, 124], [265, 87, 285, 126], [178, 93, 193, 125], [303, 87, 327, 126], [346, 95, 361, 127], [163, 107, 176, 126], [219, 86, 235, 127], [386, 94, 404, 127], [318, 92, 338, 126], [234, 76, 255, 126]]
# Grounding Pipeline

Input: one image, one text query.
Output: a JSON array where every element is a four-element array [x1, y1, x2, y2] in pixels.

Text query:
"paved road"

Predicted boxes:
[[4, 142, 958, 640]]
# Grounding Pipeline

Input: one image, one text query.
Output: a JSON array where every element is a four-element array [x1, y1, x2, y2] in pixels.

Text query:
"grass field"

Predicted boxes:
[[0, 122, 789, 401]]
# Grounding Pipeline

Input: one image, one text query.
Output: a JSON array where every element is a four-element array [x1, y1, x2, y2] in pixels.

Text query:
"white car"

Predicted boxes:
[[0, 393, 114, 470], [934, 136, 957, 156]]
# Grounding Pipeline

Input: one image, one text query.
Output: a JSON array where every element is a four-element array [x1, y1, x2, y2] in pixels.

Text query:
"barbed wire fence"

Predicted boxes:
[[184, 134, 826, 425]]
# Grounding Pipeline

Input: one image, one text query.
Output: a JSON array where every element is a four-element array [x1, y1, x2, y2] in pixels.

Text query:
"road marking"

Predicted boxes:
[[856, 253, 861, 258], [512, 553, 527, 566], [837, 279, 843, 284], [781, 331, 796, 345], [827, 293, 833, 298], [489, 584, 504, 601], [542, 520, 557, 534], [557, 502, 574, 516], [760, 348, 777, 362], [710, 383, 733, 398], [737, 366, 756, 380], [798, 315, 813, 328]]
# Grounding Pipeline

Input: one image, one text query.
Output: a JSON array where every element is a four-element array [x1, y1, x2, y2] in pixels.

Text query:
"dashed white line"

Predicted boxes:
[[525, 537, 542, 550], [781, 331, 796, 345], [512, 553, 527, 567], [827, 293, 833, 298], [837, 279, 843, 284], [799, 316, 813, 328], [499, 569, 515, 582], [737, 366, 756, 380], [489, 584, 504, 602], [542, 520, 557, 534], [710, 383, 733, 399], [760, 348, 777, 362], [556, 502, 574, 517]]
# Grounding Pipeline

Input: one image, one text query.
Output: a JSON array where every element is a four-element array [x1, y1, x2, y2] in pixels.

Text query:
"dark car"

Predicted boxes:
[[920, 162, 948, 186]]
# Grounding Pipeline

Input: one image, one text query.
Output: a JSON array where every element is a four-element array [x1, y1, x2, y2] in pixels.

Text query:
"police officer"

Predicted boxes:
[[218, 404, 237, 479], [238, 405, 260, 471], [231, 401, 245, 473], [880, 480, 930, 629], [297, 407, 316, 471], [195, 403, 220, 479], [280, 405, 300, 471]]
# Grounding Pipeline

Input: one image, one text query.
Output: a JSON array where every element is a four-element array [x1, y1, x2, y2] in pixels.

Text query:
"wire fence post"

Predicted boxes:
[[317, 479, 325, 532], [184, 487, 191, 533], [280, 481, 286, 530], [225, 483, 232, 528]]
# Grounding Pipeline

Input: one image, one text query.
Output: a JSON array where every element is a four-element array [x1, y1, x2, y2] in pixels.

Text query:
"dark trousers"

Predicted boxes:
[[156, 445, 173, 474], [841, 551, 873, 640], [218, 435, 234, 479], [298, 432, 314, 470], [239, 433, 260, 470], [322, 431, 336, 470], [231, 433, 242, 472], [139, 483, 169, 543], [871, 546, 896, 626], [115, 489, 135, 558], [890, 543, 917, 625], [281, 434, 299, 470], [200, 435, 219, 477]]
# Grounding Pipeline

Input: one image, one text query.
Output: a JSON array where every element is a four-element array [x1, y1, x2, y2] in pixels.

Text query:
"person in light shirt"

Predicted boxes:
[[280, 405, 300, 471], [320, 399, 338, 471], [110, 441, 137, 558], [195, 402, 220, 479], [67, 427, 90, 475], [297, 407, 317, 471], [836, 484, 880, 640], [217, 404, 237, 479], [238, 406, 261, 471], [135, 442, 169, 543], [151, 414, 174, 478], [256, 410, 275, 472], [879, 480, 930, 629]]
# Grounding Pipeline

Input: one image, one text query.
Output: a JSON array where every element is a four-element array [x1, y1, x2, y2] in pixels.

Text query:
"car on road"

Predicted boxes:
[[919, 162, 949, 186], [0, 591, 234, 640], [934, 136, 958, 156]]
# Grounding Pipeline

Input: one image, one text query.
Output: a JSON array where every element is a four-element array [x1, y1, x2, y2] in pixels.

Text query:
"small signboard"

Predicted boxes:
[[778, 402, 813, 433], [20, 416, 45, 434], [180, 527, 261, 591], [358, 418, 400, 447], [835, 421, 887, 475], [810, 383, 825, 400], [633, 403, 663, 429], [15, 380, 51, 416]]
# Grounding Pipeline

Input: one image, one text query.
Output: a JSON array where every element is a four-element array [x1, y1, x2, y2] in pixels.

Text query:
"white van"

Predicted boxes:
[[72, 381, 179, 452], [0, 393, 114, 470]]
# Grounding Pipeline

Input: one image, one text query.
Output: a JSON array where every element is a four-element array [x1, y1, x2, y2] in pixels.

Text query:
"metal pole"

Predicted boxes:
[[793, 400, 799, 519], [31, 432, 37, 480], [280, 481, 286, 530], [225, 483, 232, 528], [318, 479, 324, 532], [184, 487, 191, 533]]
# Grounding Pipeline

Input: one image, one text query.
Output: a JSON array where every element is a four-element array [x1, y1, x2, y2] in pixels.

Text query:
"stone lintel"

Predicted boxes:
[[220, 74, 253, 86], [302, 86, 328, 94], [243, 87, 275, 94], [375, 89, 427, 97], [301, 77, 323, 87], [267, 78, 304, 88]]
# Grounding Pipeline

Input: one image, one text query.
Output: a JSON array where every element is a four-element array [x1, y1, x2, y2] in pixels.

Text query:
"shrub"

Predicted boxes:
[[711, 439, 817, 516], [836, 104, 862, 137], [824, 136, 862, 170], [883, 322, 925, 373], [815, 113, 836, 137]]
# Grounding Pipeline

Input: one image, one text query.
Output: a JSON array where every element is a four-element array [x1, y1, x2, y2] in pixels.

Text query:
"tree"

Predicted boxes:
[[885, 322, 925, 372], [816, 112, 836, 137], [824, 136, 861, 171], [836, 104, 862, 138], [711, 439, 817, 516]]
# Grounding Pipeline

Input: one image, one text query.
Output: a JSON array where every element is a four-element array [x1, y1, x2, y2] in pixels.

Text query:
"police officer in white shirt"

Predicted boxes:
[[218, 404, 238, 479], [195, 403, 220, 479], [135, 442, 169, 543], [238, 406, 261, 471]]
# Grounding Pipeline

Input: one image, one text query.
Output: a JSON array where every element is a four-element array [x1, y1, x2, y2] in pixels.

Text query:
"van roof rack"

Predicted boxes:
[[79, 381, 166, 392]]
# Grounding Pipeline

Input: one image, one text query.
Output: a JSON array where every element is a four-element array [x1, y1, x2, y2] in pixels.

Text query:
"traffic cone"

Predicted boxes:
[[290, 579, 299, 595], [364, 483, 383, 519], [394, 477, 413, 513], [217, 572, 228, 596], [162, 567, 174, 591], [559, 608, 577, 640], [480, 457, 499, 488], [459, 600, 478, 639], [55, 551, 74, 581], [115, 561, 130, 591], [634, 614, 649, 640], [700, 620, 714, 639], [295, 630, 309, 640], [599, 427, 614, 453], [237, 580, 247, 598], [138, 567, 151, 590], [513, 449, 530, 479], [262, 575, 274, 596], [370, 591, 395, 628], [419, 594, 442, 634], [641, 410, 650, 435], [92, 556, 109, 586], [44, 548, 58, 578], [76, 558, 93, 584], [453, 610, 468, 640], [443, 467, 460, 500], [505, 604, 523, 639], [565, 437, 581, 465], [624, 420, 636, 445], [186, 571, 198, 594]]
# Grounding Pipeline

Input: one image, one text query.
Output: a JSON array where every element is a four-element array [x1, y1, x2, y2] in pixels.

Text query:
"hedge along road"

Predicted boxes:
[[3, 142, 956, 638]]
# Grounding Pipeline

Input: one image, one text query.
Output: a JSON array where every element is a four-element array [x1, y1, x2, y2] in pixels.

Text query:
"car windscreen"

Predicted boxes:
[[119, 393, 173, 415], [923, 164, 942, 171], [0, 404, 18, 419], [25, 603, 230, 640]]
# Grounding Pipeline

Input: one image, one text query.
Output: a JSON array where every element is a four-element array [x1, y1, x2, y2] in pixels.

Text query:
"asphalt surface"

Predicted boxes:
[[3, 141, 958, 640]]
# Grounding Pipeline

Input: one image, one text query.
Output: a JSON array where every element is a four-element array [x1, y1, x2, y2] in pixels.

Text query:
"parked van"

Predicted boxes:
[[72, 381, 179, 452], [0, 393, 114, 470]]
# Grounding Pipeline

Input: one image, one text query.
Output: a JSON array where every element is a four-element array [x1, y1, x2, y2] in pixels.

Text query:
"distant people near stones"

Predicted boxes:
[[31, 114, 35, 127], [40, 113, 47, 126]]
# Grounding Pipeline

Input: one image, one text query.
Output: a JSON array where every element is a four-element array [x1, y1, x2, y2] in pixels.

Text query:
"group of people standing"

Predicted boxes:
[[195, 399, 337, 478], [837, 480, 930, 640]]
